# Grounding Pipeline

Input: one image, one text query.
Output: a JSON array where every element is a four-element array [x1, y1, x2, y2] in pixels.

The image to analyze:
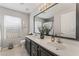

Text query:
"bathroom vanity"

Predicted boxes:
[[25, 35, 79, 56], [25, 35, 57, 56]]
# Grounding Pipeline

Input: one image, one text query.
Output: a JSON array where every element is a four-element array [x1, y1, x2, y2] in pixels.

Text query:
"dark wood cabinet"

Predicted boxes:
[[31, 41, 38, 56], [76, 3, 79, 41], [40, 47, 52, 56], [25, 37, 57, 56], [39, 46, 57, 56], [25, 37, 31, 55]]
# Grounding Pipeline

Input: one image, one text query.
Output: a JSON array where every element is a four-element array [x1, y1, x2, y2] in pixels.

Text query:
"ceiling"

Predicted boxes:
[[0, 3, 42, 13]]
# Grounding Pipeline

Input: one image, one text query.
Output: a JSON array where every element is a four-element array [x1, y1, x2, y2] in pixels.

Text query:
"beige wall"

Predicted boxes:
[[0, 6, 30, 48]]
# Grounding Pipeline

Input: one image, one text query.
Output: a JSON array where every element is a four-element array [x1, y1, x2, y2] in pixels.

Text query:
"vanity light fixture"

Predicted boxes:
[[39, 3, 52, 12]]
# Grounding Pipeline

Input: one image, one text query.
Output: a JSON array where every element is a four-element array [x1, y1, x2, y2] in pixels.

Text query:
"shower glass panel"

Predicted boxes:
[[2, 15, 22, 48]]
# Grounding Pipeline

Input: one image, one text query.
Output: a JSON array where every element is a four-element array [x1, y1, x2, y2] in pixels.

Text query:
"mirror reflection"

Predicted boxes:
[[34, 3, 76, 39]]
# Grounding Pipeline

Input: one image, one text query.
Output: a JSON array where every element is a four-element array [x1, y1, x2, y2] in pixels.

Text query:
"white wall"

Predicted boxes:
[[0, 6, 30, 48]]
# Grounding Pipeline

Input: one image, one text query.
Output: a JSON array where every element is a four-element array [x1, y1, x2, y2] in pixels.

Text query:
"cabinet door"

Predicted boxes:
[[31, 41, 38, 56], [25, 38, 31, 55], [40, 46, 57, 56], [40, 47, 52, 56], [76, 3, 79, 41]]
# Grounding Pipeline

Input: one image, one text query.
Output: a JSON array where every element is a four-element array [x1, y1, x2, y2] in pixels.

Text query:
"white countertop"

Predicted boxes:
[[25, 35, 79, 56]]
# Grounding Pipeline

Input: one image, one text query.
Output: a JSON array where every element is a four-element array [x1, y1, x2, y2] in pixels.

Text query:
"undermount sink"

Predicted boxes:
[[47, 41, 66, 50]]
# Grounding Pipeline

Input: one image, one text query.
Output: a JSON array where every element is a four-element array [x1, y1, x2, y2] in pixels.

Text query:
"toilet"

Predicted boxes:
[[20, 40, 25, 48]]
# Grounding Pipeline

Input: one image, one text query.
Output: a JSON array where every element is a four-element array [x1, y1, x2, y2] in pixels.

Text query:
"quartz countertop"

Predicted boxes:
[[25, 35, 79, 56]]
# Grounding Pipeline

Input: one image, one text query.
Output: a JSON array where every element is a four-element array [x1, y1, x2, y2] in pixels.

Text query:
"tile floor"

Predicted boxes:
[[0, 45, 29, 56]]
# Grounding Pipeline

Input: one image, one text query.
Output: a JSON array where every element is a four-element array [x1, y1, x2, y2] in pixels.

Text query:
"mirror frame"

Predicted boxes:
[[33, 3, 76, 40]]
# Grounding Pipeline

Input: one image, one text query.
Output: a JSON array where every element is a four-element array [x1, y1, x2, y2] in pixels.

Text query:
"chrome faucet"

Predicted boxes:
[[51, 35, 55, 42]]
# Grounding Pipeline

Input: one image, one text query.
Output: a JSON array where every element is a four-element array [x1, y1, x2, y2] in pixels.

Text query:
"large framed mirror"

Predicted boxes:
[[34, 3, 76, 40]]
